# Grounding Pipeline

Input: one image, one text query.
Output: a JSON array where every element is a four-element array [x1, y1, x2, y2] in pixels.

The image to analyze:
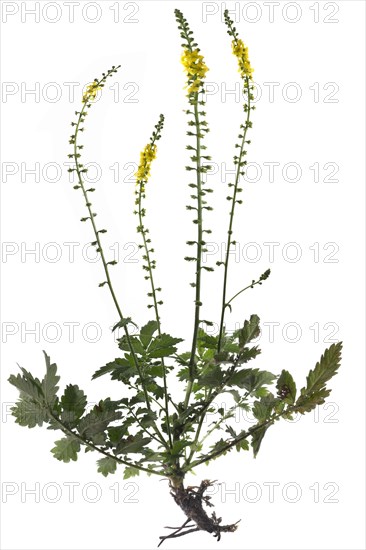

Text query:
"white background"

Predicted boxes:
[[1, 1, 365, 549]]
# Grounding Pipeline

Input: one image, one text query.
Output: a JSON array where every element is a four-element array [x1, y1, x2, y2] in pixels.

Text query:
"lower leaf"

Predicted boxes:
[[51, 437, 81, 463]]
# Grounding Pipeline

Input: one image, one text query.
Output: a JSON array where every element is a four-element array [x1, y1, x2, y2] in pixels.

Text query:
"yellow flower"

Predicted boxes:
[[135, 143, 157, 185], [82, 82, 102, 103], [181, 48, 209, 95], [232, 39, 253, 79]]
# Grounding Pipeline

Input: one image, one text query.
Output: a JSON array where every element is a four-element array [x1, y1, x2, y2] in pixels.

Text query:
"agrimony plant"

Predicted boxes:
[[9, 10, 342, 546]]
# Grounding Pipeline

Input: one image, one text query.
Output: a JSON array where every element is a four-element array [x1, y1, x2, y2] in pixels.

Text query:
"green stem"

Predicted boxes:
[[137, 180, 173, 448], [74, 110, 150, 407], [174, 12, 206, 411], [138, 194, 161, 327], [226, 277, 264, 309], [183, 98, 203, 411], [217, 75, 252, 352], [72, 89, 167, 450], [188, 99, 203, 375], [185, 403, 206, 464], [184, 410, 283, 472]]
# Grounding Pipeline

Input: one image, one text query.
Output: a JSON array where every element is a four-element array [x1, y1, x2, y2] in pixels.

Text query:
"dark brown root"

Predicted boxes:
[[158, 480, 240, 546]]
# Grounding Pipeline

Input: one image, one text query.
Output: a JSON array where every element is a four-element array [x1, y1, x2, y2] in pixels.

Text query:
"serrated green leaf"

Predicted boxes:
[[135, 407, 150, 416], [276, 370, 296, 404], [194, 392, 205, 401], [97, 457, 118, 477], [252, 401, 270, 423], [295, 388, 331, 413], [147, 333, 183, 358], [227, 368, 252, 388], [91, 433, 107, 445], [236, 439, 249, 452], [210, 438, 227, 453], [252, 393, 277, 422], [178, 367, 190, 381], [145, 381, 164, 399], [149, 347, 177, 359], [9, 368, 43, 401], [148, 364, 164, 377], [51, 437, 80, 462], [251, 425, 269, 458], [214, 351, 231, 363], [11, 395, 49, 428], [140, 410, 158, 429], [41, 352, 60, 406], [78, 400, 122, 442], [129, 393, 145, 406], [92, 364, 115, 380], [255, 370, 277, 388], [108, 424, 130, 445], [274, 400, 286, 414], [123, 466, 140, 479], [112, 317, 137, 332], [237, 345, 261, 364], [171, 440, 191, 457], [295, 343, 342, 414], [226, 425, 237, 438], [254, 387, 270, 398], [116, 434, 151, 455], [235, 314, 260, 347], [197, 365, 225, 388], [189, 442, 203, 453], [60, 385, 87, 424], [118, 336, 145, 355], [176, 352, 191, 366], [197, 329, 218, 354], [228, 368, 276, 391], [302, 342, 342, 395], [224, 389, 241, 403], [92, 358, 136, 381], [222, 341, 240, 353], [140, 320, 159, 348]]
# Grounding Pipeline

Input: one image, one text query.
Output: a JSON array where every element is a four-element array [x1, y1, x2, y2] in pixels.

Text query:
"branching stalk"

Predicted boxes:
[[71, 71, 167, 449], [8, 12, 342, 548]]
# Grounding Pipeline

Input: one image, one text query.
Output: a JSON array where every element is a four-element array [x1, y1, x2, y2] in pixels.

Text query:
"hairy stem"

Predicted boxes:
[[71, 81, 167, 449], [178, 20, 205, 411], [74, 110, 150, 411], [187, 99, 203, 387], [226, 274, 268, 309], [136, 129, 173, 448], [218, 75, 252, 352]]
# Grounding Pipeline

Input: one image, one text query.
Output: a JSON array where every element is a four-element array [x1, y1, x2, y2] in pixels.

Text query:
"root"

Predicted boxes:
[[158, 480, 240, 546]]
